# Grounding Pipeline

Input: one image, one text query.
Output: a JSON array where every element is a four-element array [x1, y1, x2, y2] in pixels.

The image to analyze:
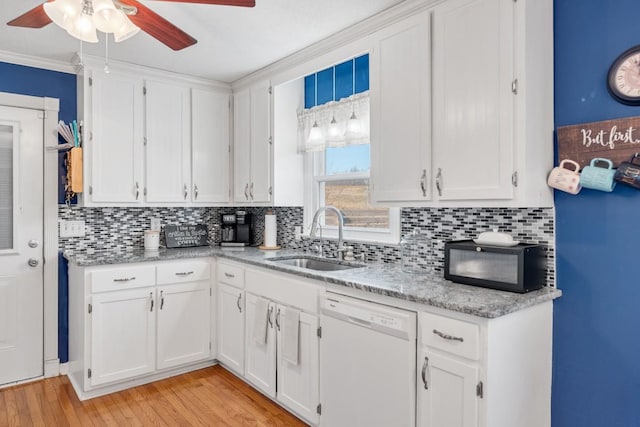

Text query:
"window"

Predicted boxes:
[[301, 55, 400, 244]]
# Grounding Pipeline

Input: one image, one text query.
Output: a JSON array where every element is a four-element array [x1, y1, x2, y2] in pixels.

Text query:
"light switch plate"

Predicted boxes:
[[60, 220, 85, 238], [150, 218, 161, 231], [294, 226, 302, 241]]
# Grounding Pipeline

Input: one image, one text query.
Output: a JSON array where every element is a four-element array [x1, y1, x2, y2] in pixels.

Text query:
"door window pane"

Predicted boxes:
[[0, 125, 13, 250]]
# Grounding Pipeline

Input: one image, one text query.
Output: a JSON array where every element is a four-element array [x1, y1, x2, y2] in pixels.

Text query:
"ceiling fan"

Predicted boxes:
[[7, 0, 256, 51]]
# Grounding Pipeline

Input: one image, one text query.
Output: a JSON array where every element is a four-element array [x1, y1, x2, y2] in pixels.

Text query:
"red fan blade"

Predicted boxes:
[[118, 0, 197, 50], [7, 3, 52, 28], [150, 0, 255, 7]]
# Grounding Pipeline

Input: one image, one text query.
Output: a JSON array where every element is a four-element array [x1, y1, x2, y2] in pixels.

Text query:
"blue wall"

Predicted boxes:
[[554, 1, 640, 425]]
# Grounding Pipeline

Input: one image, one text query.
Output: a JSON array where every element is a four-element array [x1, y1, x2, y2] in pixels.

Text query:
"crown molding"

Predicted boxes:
[[74, 53, 231, 92], [231, 0, 443, 90], [0, 49, 76, 74]]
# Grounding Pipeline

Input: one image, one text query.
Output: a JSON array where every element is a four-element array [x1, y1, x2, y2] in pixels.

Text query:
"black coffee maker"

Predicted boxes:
[[220, 211, 252, 247]]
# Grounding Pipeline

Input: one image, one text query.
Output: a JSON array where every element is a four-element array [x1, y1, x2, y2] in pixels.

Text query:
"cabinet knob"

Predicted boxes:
[[436, 169, 443, 197]]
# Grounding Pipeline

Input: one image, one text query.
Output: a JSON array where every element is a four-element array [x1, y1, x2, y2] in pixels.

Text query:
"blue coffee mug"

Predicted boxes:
[[580, 158, 616, 192]]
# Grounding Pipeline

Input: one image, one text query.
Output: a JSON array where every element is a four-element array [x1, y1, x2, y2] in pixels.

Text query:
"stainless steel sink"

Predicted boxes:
[[271, 257, 364, 272]]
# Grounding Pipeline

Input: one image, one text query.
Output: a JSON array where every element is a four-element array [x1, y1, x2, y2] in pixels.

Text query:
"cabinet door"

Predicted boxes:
[[417, 349, 480, 427], [370, 11, 431, 203], [233, 88, 252, 203], [217, 283, 245, 375], [249, 80, 272, 203], [432, 0, 515, 200], [157, 281, 211, 370], [276, 307, 319, 425], [89, 70, 144, 203], [145, 80, 191, 203], [244, 294, 276, 398], [192, 89, 231, 204], [90, 288, 155, 387]]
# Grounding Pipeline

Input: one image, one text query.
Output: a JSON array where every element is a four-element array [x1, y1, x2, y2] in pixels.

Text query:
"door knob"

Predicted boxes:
[[28, 240, 39, 248], [28, 258, 39, 267]]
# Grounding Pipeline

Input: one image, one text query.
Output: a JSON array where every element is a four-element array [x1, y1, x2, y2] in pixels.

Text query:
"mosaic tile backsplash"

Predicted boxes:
[[59, 206, 555, 287]]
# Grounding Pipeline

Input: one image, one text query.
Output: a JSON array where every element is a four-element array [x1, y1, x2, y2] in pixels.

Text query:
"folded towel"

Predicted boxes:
[[252, 296, 270, 345], [281, 307, 300, 365]]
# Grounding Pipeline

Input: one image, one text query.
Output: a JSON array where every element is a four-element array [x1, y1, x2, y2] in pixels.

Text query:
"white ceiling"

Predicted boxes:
[[0, 0, 405, 83]]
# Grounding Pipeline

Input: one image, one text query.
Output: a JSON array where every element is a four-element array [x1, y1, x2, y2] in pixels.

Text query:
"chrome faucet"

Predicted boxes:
[[309, 205, 346, 260]]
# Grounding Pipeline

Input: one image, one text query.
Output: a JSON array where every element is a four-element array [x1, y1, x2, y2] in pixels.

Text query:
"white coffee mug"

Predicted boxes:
[[547, 159, 582, 194], [144, 230, 160, 251]]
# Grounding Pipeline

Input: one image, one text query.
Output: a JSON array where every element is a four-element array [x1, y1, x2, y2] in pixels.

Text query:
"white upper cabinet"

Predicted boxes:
[[145, 80, 191, 203], [370, 10, 431, 203], [192, 89, 231, 204], [369, 0, 553, 207], [78, 57, 232, 207], [233, 80, 272, 204], [84, 69, 144, 204], [432, 0, 514, 201]]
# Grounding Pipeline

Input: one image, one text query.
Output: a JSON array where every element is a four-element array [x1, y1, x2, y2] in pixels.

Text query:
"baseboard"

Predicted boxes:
[[59, 362, 69, 375], [44, 358, 60, 378], [71, 359, 217, 401]]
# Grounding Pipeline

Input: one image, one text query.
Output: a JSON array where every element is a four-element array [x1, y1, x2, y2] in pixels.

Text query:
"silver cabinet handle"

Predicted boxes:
[[149, 292, 154, 312], [267, 306, 274, 328], [249, 182, 254, 200], [275, 308, 281, 331], [160, 290, 164, 310], [28, 258, 39, 267], [244, 183, 249, 200], [194, 184, 199, 200], [436, 168, 443, 197], [236, 293, 242, 313], [135, 182, 140, 200], [433, 329, 464, 342], [421, 356, 429, 389], [224, 272, 235, 278], [420, 169, 427, 197], [113, 277, 136, 283], [175, 271, 194, 276], [183, 184, 188, 200]]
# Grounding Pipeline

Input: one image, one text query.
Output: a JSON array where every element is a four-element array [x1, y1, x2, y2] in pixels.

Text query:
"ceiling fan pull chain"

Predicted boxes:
[[104, 33, 110, 74]]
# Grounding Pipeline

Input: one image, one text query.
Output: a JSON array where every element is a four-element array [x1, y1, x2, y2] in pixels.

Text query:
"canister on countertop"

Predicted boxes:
[[401, 228, 433, 274]]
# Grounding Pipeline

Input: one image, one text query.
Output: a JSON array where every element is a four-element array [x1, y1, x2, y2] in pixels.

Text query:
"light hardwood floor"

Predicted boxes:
[[0, 365, 307, 426]]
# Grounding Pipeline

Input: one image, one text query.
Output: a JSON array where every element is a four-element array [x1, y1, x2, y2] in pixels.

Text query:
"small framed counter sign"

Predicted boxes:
[[165, 224, 209, 248], [557, 116, 640, 169]]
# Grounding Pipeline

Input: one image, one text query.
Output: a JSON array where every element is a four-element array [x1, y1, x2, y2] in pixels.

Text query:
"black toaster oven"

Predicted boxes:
[[444, 240, 546, 293]]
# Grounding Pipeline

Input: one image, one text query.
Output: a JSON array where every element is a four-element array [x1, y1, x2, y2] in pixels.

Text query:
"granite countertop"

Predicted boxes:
[[64, 246, 562, 319]]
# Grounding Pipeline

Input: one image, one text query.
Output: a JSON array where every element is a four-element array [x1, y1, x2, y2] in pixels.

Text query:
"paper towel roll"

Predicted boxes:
[[264, 214, 277, 247]]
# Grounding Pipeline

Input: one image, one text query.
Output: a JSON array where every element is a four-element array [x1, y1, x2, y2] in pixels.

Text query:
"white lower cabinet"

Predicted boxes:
[[217, 282, 245, 375], [244, 292, 320, 425], [417, 301, 553, 427], [417, 349, 480, 427], [67, 259, 214, 400], [90, 288, 156, 387], [157, 281, 211, 370]]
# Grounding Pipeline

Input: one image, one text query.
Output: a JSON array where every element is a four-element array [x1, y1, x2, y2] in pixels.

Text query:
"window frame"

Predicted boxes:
[[303, 149, 400, 245]]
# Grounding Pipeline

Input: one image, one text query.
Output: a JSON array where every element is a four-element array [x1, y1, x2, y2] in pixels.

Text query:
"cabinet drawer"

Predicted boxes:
[[217, 262, 244, 288], [420, 312, 480, 360], [157, 260, 211, 285], [90, 265, 156, 293]]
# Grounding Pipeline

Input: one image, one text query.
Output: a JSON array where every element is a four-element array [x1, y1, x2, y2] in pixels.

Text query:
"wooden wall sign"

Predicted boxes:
[[557, 116, 640, 169], [165, 224, 209, 248]]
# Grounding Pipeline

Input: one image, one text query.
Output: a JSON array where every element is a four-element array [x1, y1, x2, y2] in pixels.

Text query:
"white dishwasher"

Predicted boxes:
[[320, 293, 417, 427]]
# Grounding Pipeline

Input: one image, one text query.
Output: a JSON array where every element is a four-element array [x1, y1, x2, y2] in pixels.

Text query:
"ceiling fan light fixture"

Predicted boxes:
[[67, 12, 99, 43], [43, 0, 79, 29], [113, 16, 140, 42], [93, 0, 127, 33]]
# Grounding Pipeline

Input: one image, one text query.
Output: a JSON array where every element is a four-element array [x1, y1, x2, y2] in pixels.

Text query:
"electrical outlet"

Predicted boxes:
[[150, 218, 161, 231], [294, 226, 302, 241], [59, 220, 85, 238]]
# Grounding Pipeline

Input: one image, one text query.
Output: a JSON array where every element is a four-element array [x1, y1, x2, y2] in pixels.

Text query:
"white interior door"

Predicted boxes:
[[0, 105, 44, 385]]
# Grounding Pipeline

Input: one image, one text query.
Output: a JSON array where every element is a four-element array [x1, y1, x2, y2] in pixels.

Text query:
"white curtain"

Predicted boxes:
[[297, 91, 370, 153]]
